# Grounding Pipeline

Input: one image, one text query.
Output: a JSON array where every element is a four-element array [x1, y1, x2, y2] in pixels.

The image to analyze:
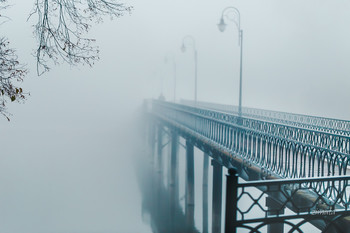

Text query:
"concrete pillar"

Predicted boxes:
[[149, 122, 156, 165], [157, 126, 163, 183], [203, 153, 209, 233], [169, 131, 179, 232], [156, 125, 163, 220], [212, 159, 223, 233], [185, 140, 195, 232], [266, 196, 284, 233]]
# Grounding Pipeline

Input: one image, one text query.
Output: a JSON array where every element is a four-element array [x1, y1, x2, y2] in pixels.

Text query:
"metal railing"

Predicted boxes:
[[152, 100, 350, 182], [180, 100, 350, 136], [233, 175, 350, 232], [149, 100, 350, 232]]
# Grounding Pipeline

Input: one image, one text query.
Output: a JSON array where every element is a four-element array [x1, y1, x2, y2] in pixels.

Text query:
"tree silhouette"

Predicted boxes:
[[0, 38, 27, 121], [30, 0, 132, 75], [1, 1, 27, 120], [0, 0, 131, 119]]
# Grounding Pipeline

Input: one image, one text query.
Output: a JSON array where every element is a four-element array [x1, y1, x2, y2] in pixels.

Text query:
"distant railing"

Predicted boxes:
[[152, 100, 350, 181], [180, 100, 350, 136]]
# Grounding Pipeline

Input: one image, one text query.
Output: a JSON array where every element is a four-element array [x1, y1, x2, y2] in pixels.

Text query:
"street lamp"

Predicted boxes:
[[164, 53, 177, 102], [218, 6, 243, 117], [181, 35, 198, 103]]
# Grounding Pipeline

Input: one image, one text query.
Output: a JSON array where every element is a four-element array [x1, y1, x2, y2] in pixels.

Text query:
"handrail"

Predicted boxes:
[[151, 100, 350, 206], [169, 101, 350, 155], [234, 175, 350, 231], [180, 100, 350, 136]]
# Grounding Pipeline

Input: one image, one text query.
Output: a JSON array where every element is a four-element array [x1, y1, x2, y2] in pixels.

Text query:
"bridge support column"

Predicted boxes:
[[148, 122, 156, 165], [185, 140, 195, 232], [156, 125, 163, 220], [266, 196, 284, 233], [157, 125, 163, 184], [169, 131, 179, 232], [202, 153, 209, 233], [225, 169, 238, 233], [212, 159, 223, 233], [148, 122, 157, 222]]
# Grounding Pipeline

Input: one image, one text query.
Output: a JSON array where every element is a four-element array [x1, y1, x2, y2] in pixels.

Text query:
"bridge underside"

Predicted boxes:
[[136, 146, 200, 233]]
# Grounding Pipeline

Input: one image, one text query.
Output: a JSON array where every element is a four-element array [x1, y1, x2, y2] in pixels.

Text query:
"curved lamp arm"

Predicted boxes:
[[180, 35, 198, 103], [218, 6, 241, 45], [181, 35, 196, 52]]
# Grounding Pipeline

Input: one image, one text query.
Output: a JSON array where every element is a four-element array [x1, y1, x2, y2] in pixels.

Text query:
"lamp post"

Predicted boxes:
[[164, 53, 177, 102], [157, 70, 165, 100], [218, 7, 243, 117], [181, 35, 198, 103]]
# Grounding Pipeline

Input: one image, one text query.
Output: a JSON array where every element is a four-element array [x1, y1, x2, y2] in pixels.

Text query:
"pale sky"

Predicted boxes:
[[0, 0, 350, 232]]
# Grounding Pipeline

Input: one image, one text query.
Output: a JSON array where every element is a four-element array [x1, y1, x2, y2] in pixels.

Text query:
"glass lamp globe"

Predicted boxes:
[[217, 18, 226, 32], [181, 43, 186, 53]]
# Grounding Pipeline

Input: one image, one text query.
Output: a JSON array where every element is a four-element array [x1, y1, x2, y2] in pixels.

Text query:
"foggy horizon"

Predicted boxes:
[[1, 0, 350, 232]]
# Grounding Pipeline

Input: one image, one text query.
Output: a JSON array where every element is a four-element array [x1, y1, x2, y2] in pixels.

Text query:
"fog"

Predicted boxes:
[[0, 0, 350, 232]]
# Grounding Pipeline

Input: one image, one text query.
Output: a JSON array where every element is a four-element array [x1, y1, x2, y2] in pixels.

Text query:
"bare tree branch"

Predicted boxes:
[[0, 0, 131, 119], [0, 38, 28, 121], [0, 1, 27, 120], [0, 0, 11, 25], [30, 0, 132, 75]]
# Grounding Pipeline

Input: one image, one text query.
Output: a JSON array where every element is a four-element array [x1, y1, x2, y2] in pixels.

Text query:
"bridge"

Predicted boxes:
[[140, 99, 350, 233]]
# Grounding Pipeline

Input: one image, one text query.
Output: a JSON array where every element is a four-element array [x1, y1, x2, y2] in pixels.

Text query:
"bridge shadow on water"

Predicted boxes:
[[135, 149, 200, 233]]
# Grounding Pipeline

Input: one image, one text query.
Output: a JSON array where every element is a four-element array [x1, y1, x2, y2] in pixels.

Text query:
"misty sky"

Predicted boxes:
[[1, 0, 350, 232]]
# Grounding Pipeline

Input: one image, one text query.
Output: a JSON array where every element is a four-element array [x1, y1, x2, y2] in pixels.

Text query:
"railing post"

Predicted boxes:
[[212, 159, 223, 233], [185, 140, 195, 232], [170, 131, 179, 232], [203, 153, 209, 233], [266, 196, 284, 233], [225, 168, 238, 233]]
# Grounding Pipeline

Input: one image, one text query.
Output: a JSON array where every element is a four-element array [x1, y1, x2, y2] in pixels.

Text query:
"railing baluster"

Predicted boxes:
[[151, 100, 350, 206]]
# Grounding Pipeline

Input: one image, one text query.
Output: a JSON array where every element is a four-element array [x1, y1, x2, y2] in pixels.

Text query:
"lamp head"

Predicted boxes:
[[181, 43, 186, 53], [217, 17, 226, 32]]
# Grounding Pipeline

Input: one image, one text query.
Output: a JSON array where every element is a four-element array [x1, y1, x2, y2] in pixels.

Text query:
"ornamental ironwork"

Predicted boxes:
[[181, 100, 350, 136]]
